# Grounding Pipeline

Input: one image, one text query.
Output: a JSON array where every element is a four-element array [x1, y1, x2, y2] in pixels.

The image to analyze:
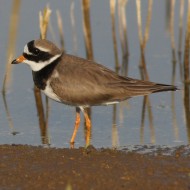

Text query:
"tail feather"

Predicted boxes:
[[119, 82, 179, 98], [151, 83, 178, 93], [106, 78, 179, 100]]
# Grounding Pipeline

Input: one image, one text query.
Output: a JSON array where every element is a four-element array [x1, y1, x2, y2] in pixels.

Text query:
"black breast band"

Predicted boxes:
[[32, 56, 61, 90]]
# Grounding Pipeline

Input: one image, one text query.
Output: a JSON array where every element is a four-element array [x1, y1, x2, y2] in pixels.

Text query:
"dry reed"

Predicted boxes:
[[56, 10, 64, 50], [178, 0, 184, 80], [118, 0, 129, 56], [81, 0, 93, 146], [70, 0, 78, 55], [82, 0, 93, 59], [136, 0, 155, 144], [110, 0, 119, 71], [34, 4, 52, 145], [2, 0, 21, 93]]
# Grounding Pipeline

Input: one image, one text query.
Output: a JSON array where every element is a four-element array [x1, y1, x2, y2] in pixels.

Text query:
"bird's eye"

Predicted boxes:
[[34, 48, 40, 55]]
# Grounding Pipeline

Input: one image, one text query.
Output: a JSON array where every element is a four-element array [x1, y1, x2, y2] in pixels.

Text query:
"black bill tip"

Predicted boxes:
[[11, 59, 18, 64]]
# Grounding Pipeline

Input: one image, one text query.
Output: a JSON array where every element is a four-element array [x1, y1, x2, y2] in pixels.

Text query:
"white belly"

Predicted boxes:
[[42, 81, 61, 102]]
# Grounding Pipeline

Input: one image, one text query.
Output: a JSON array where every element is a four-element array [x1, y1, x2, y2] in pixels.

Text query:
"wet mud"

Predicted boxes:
[[0, 145, 190, 190]]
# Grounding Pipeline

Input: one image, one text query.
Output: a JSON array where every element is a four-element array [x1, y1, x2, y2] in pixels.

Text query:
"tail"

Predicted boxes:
[[105, 77, 179, 101], [151, 83, 179, 94]]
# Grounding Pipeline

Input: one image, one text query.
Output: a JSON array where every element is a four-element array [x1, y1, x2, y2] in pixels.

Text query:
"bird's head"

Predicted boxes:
[[12, 39, 62, 71]]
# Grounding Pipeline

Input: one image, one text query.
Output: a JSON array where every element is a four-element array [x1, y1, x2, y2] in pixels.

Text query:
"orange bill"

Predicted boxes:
[[11, 55, 26, 64]]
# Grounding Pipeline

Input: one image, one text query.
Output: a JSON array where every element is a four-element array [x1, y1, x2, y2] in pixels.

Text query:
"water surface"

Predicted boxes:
[[0, 0, 188, 148]]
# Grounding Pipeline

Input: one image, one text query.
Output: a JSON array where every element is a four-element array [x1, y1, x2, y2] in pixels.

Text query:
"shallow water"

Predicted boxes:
[[0, 0, 188, 148]]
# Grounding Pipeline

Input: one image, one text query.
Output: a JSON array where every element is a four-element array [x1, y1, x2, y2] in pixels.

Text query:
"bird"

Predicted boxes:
[[12, 39, 178, 145]]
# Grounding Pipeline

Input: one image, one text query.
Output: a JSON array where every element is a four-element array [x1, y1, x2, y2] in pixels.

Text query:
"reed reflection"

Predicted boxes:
[[167, 0, 180, 142], [110, 0, 120, 148], [2, 92, 19, 136]]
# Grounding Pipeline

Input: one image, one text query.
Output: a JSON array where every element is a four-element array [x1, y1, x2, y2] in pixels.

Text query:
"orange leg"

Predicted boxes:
[[70, 107, 81, 147], [83, 108, 92, 147], [83, 109, 91, 130]]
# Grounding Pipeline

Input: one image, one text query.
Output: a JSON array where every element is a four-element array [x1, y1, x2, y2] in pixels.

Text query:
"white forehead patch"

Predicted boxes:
[[24, 44, 32, 55]]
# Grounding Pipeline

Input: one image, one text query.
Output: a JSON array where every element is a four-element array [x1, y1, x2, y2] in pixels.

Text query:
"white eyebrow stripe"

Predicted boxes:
[[36, 46, 50, 52], [24, 45, 32, 55]]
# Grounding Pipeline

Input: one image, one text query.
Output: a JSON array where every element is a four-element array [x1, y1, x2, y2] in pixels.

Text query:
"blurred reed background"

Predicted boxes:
[[1, 0, 189, 148]]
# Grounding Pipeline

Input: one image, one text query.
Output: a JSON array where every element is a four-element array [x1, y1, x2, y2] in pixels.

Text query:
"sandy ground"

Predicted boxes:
[[0, 144, 190, 190]]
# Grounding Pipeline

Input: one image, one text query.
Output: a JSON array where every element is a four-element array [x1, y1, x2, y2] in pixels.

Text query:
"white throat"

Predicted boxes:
[[24, 54, 62, 72]]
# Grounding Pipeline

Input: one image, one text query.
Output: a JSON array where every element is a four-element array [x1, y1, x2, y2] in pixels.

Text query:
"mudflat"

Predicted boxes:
[[0, 145, 190, 190]]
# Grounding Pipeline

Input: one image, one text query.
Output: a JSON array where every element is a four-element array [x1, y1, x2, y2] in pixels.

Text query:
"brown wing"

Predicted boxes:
[[50, 54, 177, 106]]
